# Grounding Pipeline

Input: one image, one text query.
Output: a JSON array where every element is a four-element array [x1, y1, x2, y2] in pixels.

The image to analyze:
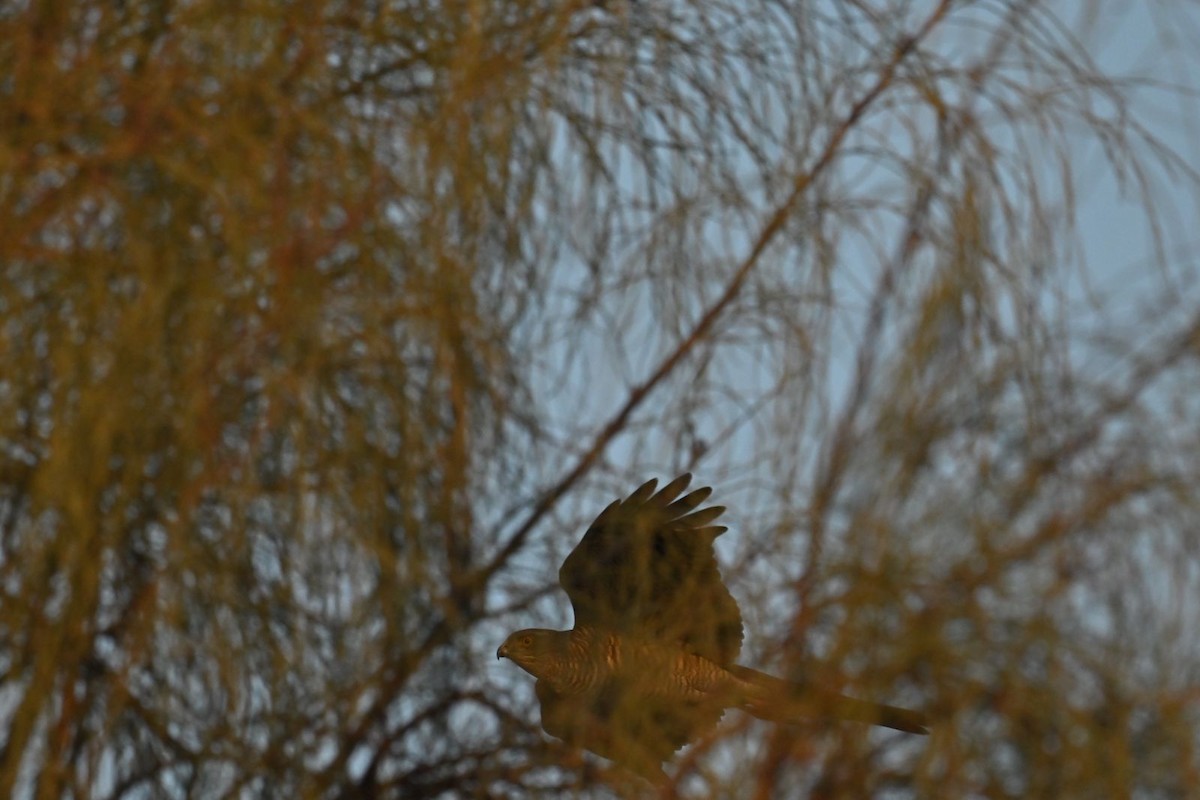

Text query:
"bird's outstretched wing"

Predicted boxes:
[[558, 474, 743, 665], [535, 680, 692, 785]]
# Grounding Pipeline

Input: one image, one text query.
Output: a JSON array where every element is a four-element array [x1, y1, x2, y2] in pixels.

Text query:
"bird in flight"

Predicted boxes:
[[497, 474, 929, 783]]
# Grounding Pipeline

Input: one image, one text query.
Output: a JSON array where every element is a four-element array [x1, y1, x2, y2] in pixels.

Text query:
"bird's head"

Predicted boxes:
[[496, 628, 568, 677]]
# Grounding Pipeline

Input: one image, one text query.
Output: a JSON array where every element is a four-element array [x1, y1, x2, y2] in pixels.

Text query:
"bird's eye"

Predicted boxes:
[[521, 635, 533, 647]]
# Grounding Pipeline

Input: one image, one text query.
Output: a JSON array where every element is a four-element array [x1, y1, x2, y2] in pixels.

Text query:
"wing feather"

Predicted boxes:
[[559, 474, 743, 664], [651, 473, 692, 505], [672, 505, 726, 529], [663, 486, 712, 516]]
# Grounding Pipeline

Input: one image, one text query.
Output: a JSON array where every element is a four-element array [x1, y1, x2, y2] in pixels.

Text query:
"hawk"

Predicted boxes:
[[497, 474, 928, 782]]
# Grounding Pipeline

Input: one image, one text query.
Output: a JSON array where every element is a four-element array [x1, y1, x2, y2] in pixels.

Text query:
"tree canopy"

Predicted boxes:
[[2, 1, 1199, 797]]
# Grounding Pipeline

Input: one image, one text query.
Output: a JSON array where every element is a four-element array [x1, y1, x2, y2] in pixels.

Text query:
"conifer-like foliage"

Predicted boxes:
[[2, 1, 1199, 797]]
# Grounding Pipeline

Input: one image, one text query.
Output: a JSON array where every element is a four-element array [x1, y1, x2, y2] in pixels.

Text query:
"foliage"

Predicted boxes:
[[2, 1, 1198, 797]]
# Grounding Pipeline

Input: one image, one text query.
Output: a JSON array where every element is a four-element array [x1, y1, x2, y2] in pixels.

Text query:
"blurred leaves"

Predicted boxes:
[[2, 1, 1199, 798]]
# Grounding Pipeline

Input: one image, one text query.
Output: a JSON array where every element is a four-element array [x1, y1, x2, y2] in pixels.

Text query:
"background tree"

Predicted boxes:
[[1, 1, 1198, 798]]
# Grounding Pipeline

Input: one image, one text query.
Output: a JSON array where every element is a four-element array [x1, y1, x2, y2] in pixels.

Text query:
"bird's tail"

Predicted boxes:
[[729, 664, 929, 735]]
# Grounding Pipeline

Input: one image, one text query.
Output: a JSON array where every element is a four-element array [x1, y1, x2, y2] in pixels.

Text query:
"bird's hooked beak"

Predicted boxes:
[[496, 642, 509, 661]]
